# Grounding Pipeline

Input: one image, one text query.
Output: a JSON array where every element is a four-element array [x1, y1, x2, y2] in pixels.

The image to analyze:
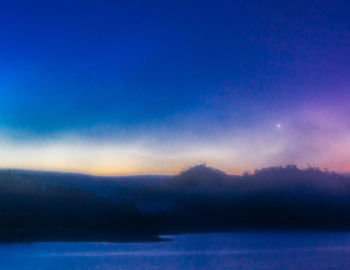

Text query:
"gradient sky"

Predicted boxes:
[[0, 0, 349, 174]]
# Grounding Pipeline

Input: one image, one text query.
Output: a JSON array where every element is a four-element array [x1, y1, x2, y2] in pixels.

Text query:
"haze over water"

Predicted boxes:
[[1, 1, 350, 269]]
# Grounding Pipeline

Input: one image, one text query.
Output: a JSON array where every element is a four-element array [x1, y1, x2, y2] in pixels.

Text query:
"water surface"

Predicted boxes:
[[1, 232, 350, 269]]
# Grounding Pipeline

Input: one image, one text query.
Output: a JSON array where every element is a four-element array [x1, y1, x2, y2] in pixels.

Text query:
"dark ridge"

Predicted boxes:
[[1, 165, 350, 242], [0, 170, 161, 242], [179, 164, 227, 178]]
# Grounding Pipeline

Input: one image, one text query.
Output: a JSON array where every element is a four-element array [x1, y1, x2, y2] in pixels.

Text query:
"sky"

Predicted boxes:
[[0, 0, 349, 175]]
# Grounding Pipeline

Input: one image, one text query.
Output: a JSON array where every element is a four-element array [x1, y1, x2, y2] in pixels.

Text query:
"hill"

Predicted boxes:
[[1, 164, 350, 241], [0, 170, 160, 242]]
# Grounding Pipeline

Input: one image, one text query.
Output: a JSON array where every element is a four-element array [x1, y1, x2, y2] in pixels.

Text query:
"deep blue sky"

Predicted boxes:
[[0, 0, 349, 174]]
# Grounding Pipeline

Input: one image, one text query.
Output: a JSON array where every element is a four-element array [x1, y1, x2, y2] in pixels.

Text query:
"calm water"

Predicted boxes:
[[1, 232, 350, 270]]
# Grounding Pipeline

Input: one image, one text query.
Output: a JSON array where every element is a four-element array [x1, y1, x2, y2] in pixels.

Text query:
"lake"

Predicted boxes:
[[1, 232, 350, 269]]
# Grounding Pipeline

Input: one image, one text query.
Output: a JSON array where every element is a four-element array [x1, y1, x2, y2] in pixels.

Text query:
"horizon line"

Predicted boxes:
[[0, 164, 348, 178]]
